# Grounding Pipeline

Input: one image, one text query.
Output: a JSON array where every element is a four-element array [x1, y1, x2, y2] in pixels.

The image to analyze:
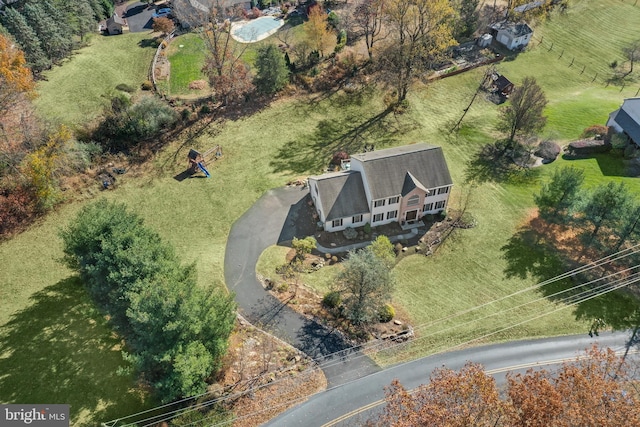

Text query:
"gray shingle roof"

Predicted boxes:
[[310, 171, 369, 221], [351, 144, 453, 200], [613, 98, 640, 145]]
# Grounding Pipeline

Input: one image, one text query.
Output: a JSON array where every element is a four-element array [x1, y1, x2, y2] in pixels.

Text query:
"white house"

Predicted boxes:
[[308, 144, 453, 232], [607, 98, 640, 147], [490, 22, 533, 51]]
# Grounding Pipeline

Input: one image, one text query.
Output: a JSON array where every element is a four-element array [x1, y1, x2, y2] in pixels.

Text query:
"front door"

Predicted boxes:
[[406, 210, 418, 222]]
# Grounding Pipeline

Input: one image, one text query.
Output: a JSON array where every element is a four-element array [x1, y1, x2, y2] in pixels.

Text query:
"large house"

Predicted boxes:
[[490, 22, 533, 51], [308, 144, 453, 232], [607, 98, 640, 147]]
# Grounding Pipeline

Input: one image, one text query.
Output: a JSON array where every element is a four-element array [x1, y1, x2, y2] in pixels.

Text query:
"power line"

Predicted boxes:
[[107, 245, 640, 426]]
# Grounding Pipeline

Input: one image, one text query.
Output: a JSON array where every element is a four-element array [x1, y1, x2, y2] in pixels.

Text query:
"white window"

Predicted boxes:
[[373, 213, 384, 222], [426, 189, 435, 198], [386, 210, 398, 220], [437, 187, 449, 195], [435, 201, 445, 210], [407, 195, 420, 206], [374, 199, 386, 208], [424, 202, 433, 212], [352, 214, 363, 224], [332, 218, 343, 228], [388, 196, 399, 205]]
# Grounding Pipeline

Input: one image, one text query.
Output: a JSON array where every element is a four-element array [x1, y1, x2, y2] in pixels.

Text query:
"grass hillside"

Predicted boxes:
[[33, 32, 156, 126], [3, 0, 640, 422]]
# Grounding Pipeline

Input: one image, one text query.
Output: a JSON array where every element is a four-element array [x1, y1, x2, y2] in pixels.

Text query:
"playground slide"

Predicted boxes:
[[197, 162, 211, 178]]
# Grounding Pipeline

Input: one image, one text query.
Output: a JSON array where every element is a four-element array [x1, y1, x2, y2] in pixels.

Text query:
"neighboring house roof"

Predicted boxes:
[[514, 1, 543, 13], [107, 13, 125, 26], [310, 171, 369, 221], [491, 21, 533, 38], [611, 98, 640, 144], [493, 74, 513, 92], [351, 144, 453, 200]]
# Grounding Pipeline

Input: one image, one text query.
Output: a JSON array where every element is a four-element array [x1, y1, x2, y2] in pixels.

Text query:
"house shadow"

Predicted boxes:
[[562, 151, 637, 177], [276, 192, 317, 245], [0, 277, 153, 425]]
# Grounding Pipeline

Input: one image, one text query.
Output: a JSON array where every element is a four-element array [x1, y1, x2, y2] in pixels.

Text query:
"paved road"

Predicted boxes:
[[224, 187, 380, 387], [265, 331, 635, 426]]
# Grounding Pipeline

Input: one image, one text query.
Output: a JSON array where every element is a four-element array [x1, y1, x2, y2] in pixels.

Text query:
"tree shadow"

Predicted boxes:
[[270, 107, 415, 174], [0, 277, 153, 426], [501, 218, 640, 335], [464, 142, 541, 184], [137, 38, 158, 48]]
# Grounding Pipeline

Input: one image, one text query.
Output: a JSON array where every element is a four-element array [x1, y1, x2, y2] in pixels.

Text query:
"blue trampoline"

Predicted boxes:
[[232, 17, 283, 43]]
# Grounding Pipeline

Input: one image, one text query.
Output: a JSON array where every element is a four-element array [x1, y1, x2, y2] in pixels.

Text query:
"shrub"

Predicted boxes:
[[200, 104, 212, 115], [331, 150, 349, 166], [59, 140, 103, 174], [581, 125, 608, 139], [568, 139, 612, 155], [335, 29, 347, 53], [188, 80, 207, 90], [534, 140, 561, 161], [292, 236, 317, 261], [343, 227, 358, 240], [141, 80, 153, 91], [363, 223, 371, 234], [115, 83, 136, 93], [322, 291, 342, 309], [378, 304, 395, 322], [624, 143, 639, 159], [181, 108, 191, 120], [327, 11, 340, 28], [96, 96, 178, 151]]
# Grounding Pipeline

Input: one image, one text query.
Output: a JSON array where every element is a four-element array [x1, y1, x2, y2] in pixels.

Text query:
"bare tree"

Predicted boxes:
[[496, 76, 547, 147], [353, 0, 385, 60], [378, 0, 456, 103], [623, 39, 640, 76]]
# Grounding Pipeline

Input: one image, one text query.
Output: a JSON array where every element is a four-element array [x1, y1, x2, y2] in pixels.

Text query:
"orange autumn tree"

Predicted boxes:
[[507, 345, 640, 427], [371, 346, 640, 427], [0, 33, 36, 118], [376, 363, 505, 426]]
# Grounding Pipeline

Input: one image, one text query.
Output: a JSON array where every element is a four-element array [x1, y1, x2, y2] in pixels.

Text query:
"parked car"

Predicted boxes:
[[152, 7, 172, 18]]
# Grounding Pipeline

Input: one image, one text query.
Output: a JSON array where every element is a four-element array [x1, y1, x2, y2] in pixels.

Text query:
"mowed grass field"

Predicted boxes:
[[165, 33, 209, 96], [2, 0, 640, 422], [33, 32, 156, 126]]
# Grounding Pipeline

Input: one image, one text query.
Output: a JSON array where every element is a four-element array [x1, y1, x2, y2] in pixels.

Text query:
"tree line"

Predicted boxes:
[[0, 0, 114, 73], [60, 199, 237, 402]]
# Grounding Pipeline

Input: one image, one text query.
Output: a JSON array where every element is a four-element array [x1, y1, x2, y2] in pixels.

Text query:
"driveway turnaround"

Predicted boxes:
[[125, 2, 155, 33], [224, 186, 380, 387], [265, 331, 634, 426]]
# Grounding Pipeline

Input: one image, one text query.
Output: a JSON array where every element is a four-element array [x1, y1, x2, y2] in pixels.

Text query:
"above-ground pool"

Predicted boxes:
[[231, 17, 283, 43]]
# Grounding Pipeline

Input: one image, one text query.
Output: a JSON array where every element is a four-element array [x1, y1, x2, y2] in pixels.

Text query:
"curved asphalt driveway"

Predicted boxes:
[[265, 331, 635, 426], [224, 187, 380, 387]]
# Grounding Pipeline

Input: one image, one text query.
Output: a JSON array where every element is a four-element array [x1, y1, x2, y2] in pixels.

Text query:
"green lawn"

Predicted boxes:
[[4, 0, 640, 422], [33, 32, 156, 126], [165, 33, 209, 96]]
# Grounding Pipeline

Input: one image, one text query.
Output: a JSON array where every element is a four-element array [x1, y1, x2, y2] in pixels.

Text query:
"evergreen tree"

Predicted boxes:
[[534, 167, 584, 223], [455, 0, 479, 40], [0, 8, 51, 72], [60, 200, 237, 402], [22, 2, 73, 63], [582, 181, 632, 248], [53, 0, 95, 42], [87, 0, 108, 20], [254, 44, 290, 94]]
